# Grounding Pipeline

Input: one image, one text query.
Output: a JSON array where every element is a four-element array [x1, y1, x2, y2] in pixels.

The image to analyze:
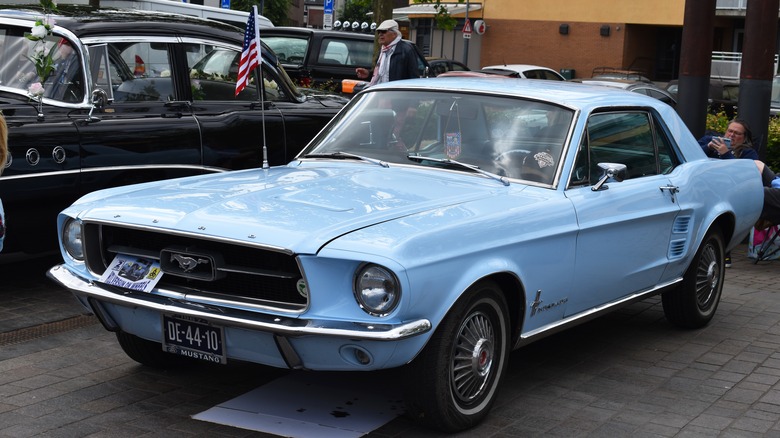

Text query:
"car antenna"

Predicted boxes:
[[260, 66, 268, 169]]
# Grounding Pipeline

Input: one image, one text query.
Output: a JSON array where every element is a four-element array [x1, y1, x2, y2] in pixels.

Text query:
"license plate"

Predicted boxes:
[[162, 314, 226, 364]]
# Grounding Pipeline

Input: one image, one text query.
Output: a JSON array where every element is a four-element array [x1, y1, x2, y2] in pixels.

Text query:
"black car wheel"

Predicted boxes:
[[662, 228, 724, 328], [403, 280, 509, 432]]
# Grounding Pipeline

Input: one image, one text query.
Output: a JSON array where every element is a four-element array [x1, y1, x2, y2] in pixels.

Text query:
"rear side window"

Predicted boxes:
[[263, 36, 308, 65], [319, 37, 373, 67]]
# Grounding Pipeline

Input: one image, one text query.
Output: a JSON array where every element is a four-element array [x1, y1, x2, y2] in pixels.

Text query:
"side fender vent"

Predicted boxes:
[[668, 239, 687, 259], [672, 216, 691, 234]]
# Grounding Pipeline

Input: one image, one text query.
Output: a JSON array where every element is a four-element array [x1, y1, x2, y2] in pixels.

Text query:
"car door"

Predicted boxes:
[[76, 38, 202, 193], [0, 28, 83, 253], [564, 110, 682, 315], [310, 35, 375, 90], [180, 41, 289, 168]]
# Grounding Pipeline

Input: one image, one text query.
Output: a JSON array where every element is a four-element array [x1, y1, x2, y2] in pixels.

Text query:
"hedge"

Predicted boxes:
[[706, 109, 780, 170]]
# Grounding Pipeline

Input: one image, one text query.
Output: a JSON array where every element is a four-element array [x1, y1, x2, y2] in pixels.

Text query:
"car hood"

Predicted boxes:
[[72, 164, 532, 254]]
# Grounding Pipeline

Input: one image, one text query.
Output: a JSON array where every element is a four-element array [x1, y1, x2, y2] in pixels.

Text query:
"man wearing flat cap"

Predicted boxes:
[[356, 19, 420, 86]]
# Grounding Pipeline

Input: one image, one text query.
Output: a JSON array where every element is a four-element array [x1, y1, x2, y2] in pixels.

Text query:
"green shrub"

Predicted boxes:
[[706, 109, 780, 170]]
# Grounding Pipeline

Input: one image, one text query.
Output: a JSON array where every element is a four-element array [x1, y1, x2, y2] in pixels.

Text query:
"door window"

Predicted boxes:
[[184, 43, 287, 102], [109, 42, 174, 102], [571, 110, 680, 186]]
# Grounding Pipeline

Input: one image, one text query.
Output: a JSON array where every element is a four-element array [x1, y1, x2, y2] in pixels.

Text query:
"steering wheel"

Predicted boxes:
[[494, 149, 532, 162]]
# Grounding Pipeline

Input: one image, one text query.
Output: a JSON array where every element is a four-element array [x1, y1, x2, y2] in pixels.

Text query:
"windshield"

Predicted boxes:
[[0, 25, 84, 103], [301, 89, 574, 185]]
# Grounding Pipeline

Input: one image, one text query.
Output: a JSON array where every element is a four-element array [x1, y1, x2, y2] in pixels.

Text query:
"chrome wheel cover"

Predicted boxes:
[[450, 309, 495, 404], [695, 241, 720, 309]]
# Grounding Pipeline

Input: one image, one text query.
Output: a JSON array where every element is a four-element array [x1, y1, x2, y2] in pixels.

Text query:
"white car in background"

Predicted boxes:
[[481, 64, 566, 80]]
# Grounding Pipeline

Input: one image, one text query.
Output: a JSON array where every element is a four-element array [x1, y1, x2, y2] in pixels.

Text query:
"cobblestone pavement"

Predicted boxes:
[[1, 245, 780, 437]]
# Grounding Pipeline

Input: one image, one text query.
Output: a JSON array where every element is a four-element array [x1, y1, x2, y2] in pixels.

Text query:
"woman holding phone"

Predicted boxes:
[[697, 119, 758, 267], [700, 118, 758, 159]]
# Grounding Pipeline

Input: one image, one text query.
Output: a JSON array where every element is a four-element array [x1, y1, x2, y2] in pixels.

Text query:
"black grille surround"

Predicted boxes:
[[83, 222, 307, 312]]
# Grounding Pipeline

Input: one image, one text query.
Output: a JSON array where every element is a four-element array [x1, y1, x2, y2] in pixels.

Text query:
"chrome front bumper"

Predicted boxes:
[[47, 264, 432, 341]]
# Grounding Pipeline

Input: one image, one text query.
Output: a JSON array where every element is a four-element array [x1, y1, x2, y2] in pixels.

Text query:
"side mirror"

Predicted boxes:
[[85, 88, 108, 122], [591, 162, 627, 191]]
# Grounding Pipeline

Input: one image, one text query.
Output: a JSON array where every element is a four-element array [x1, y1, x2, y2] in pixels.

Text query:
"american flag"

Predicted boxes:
[[235, 6, 260, 96]]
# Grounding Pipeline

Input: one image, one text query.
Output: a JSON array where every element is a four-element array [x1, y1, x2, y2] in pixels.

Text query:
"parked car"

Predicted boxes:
[[0, 5, 347, 255], [260, 27, 429, 93], [481, 63, 566, 80], [572, 78, 677, 107], [49, 77, 763, 432], [426, 57, 470, 76], [665, 78, 739, 117]]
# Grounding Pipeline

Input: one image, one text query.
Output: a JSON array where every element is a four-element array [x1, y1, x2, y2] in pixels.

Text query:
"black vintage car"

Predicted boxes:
[[0, 5, 347, 255], [260, 27, 429, 93]]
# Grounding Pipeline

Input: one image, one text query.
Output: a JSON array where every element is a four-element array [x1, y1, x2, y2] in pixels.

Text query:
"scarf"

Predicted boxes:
[[370, 34, 402, 86]]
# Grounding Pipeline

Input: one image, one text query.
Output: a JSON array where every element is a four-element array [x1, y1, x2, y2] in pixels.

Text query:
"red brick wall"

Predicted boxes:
[[481, 20, 628, 79]]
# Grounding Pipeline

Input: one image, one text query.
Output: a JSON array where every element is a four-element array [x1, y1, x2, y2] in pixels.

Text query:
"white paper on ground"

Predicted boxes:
[[193, 371, 405, 437]]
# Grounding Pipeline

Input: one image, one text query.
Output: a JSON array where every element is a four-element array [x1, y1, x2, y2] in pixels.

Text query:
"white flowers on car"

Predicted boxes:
[[30, 23, 49, 39], [28, 82, 45, 97]]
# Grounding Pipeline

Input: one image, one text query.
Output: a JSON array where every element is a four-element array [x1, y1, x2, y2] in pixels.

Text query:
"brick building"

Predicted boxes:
[[398, 0, 765, 81]]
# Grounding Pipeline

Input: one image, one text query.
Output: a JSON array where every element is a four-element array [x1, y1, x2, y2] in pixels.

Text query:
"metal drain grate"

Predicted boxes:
[[0, 314, 99, 346]]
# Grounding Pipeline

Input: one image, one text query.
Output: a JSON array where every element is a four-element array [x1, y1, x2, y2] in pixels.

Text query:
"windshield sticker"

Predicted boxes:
[[445, 132, 461, 159]]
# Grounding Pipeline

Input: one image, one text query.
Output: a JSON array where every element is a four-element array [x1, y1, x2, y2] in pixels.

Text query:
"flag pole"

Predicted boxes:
[[253, 5, 269, 170]]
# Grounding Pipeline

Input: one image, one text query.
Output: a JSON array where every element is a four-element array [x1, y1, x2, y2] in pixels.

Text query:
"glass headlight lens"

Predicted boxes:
[[354, 264, 400, 316], [62, 218, 84, 261]]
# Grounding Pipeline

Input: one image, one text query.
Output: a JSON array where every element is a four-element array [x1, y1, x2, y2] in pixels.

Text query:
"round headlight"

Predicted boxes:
[[354, 264, 400, 316], [62, 218, 84, 261]]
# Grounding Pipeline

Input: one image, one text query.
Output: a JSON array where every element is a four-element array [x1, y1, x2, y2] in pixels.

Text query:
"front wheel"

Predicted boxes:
[[403, 280, 510, 432], [116, 331, 192, 369], [662, 228, 725, 328]]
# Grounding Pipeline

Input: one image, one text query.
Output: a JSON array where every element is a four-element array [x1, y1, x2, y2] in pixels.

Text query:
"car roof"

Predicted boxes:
[[373, 77, 676, 113], [0, 5, 243, 42], [571, 78, 638, 90], [260, 26, 374, 40], [482, 64, 556, 72]]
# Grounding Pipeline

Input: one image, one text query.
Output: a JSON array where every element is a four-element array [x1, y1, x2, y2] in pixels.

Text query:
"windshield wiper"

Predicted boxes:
[[407, 154, 509, 186], [303, 151, 389, 168]]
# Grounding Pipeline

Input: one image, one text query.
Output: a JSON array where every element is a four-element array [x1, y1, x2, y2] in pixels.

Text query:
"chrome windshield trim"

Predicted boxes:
[[48, 264, 432, 341]]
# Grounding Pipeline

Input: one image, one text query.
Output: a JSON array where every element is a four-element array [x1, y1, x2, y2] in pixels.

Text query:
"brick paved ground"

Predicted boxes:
[[1, 245, 779, 437]]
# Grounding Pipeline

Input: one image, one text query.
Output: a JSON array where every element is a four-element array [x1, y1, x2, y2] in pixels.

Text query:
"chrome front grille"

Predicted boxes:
[[84, 223, 307, 311]]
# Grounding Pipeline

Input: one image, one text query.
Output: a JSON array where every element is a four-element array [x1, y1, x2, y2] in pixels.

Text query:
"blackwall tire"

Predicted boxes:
[[662, 228, 724, 328], [403, 280, 509, 432]]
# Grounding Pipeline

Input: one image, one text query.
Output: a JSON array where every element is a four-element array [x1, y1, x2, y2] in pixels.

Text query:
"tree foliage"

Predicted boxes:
[[415, 0, 465, 31], [232, 0, 289, 26], [339, 0, 372, 25]]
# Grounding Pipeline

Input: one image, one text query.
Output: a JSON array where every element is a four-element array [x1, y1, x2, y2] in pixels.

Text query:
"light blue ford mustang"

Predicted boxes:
[[48, 77, 763, 432]]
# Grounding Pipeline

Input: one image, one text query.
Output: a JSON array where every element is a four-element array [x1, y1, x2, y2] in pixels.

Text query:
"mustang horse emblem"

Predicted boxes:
[[170, 254, 209, 272]]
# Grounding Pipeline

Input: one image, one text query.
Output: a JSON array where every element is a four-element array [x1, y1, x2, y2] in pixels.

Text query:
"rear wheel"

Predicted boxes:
[[403, 280, 509, 432], [116, 331, 192, 369], [662, 228, 724, 328]]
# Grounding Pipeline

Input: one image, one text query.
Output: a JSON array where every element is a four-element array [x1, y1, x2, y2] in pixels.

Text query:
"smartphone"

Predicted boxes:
[[716, 136, 732, 149]]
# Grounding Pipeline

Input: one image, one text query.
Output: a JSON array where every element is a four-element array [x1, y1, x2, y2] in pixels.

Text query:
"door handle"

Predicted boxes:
[[659, 185, 679, 203]]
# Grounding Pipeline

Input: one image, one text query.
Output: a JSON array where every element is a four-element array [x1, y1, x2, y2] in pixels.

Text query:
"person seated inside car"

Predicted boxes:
[[46, 38, 83, 102]]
